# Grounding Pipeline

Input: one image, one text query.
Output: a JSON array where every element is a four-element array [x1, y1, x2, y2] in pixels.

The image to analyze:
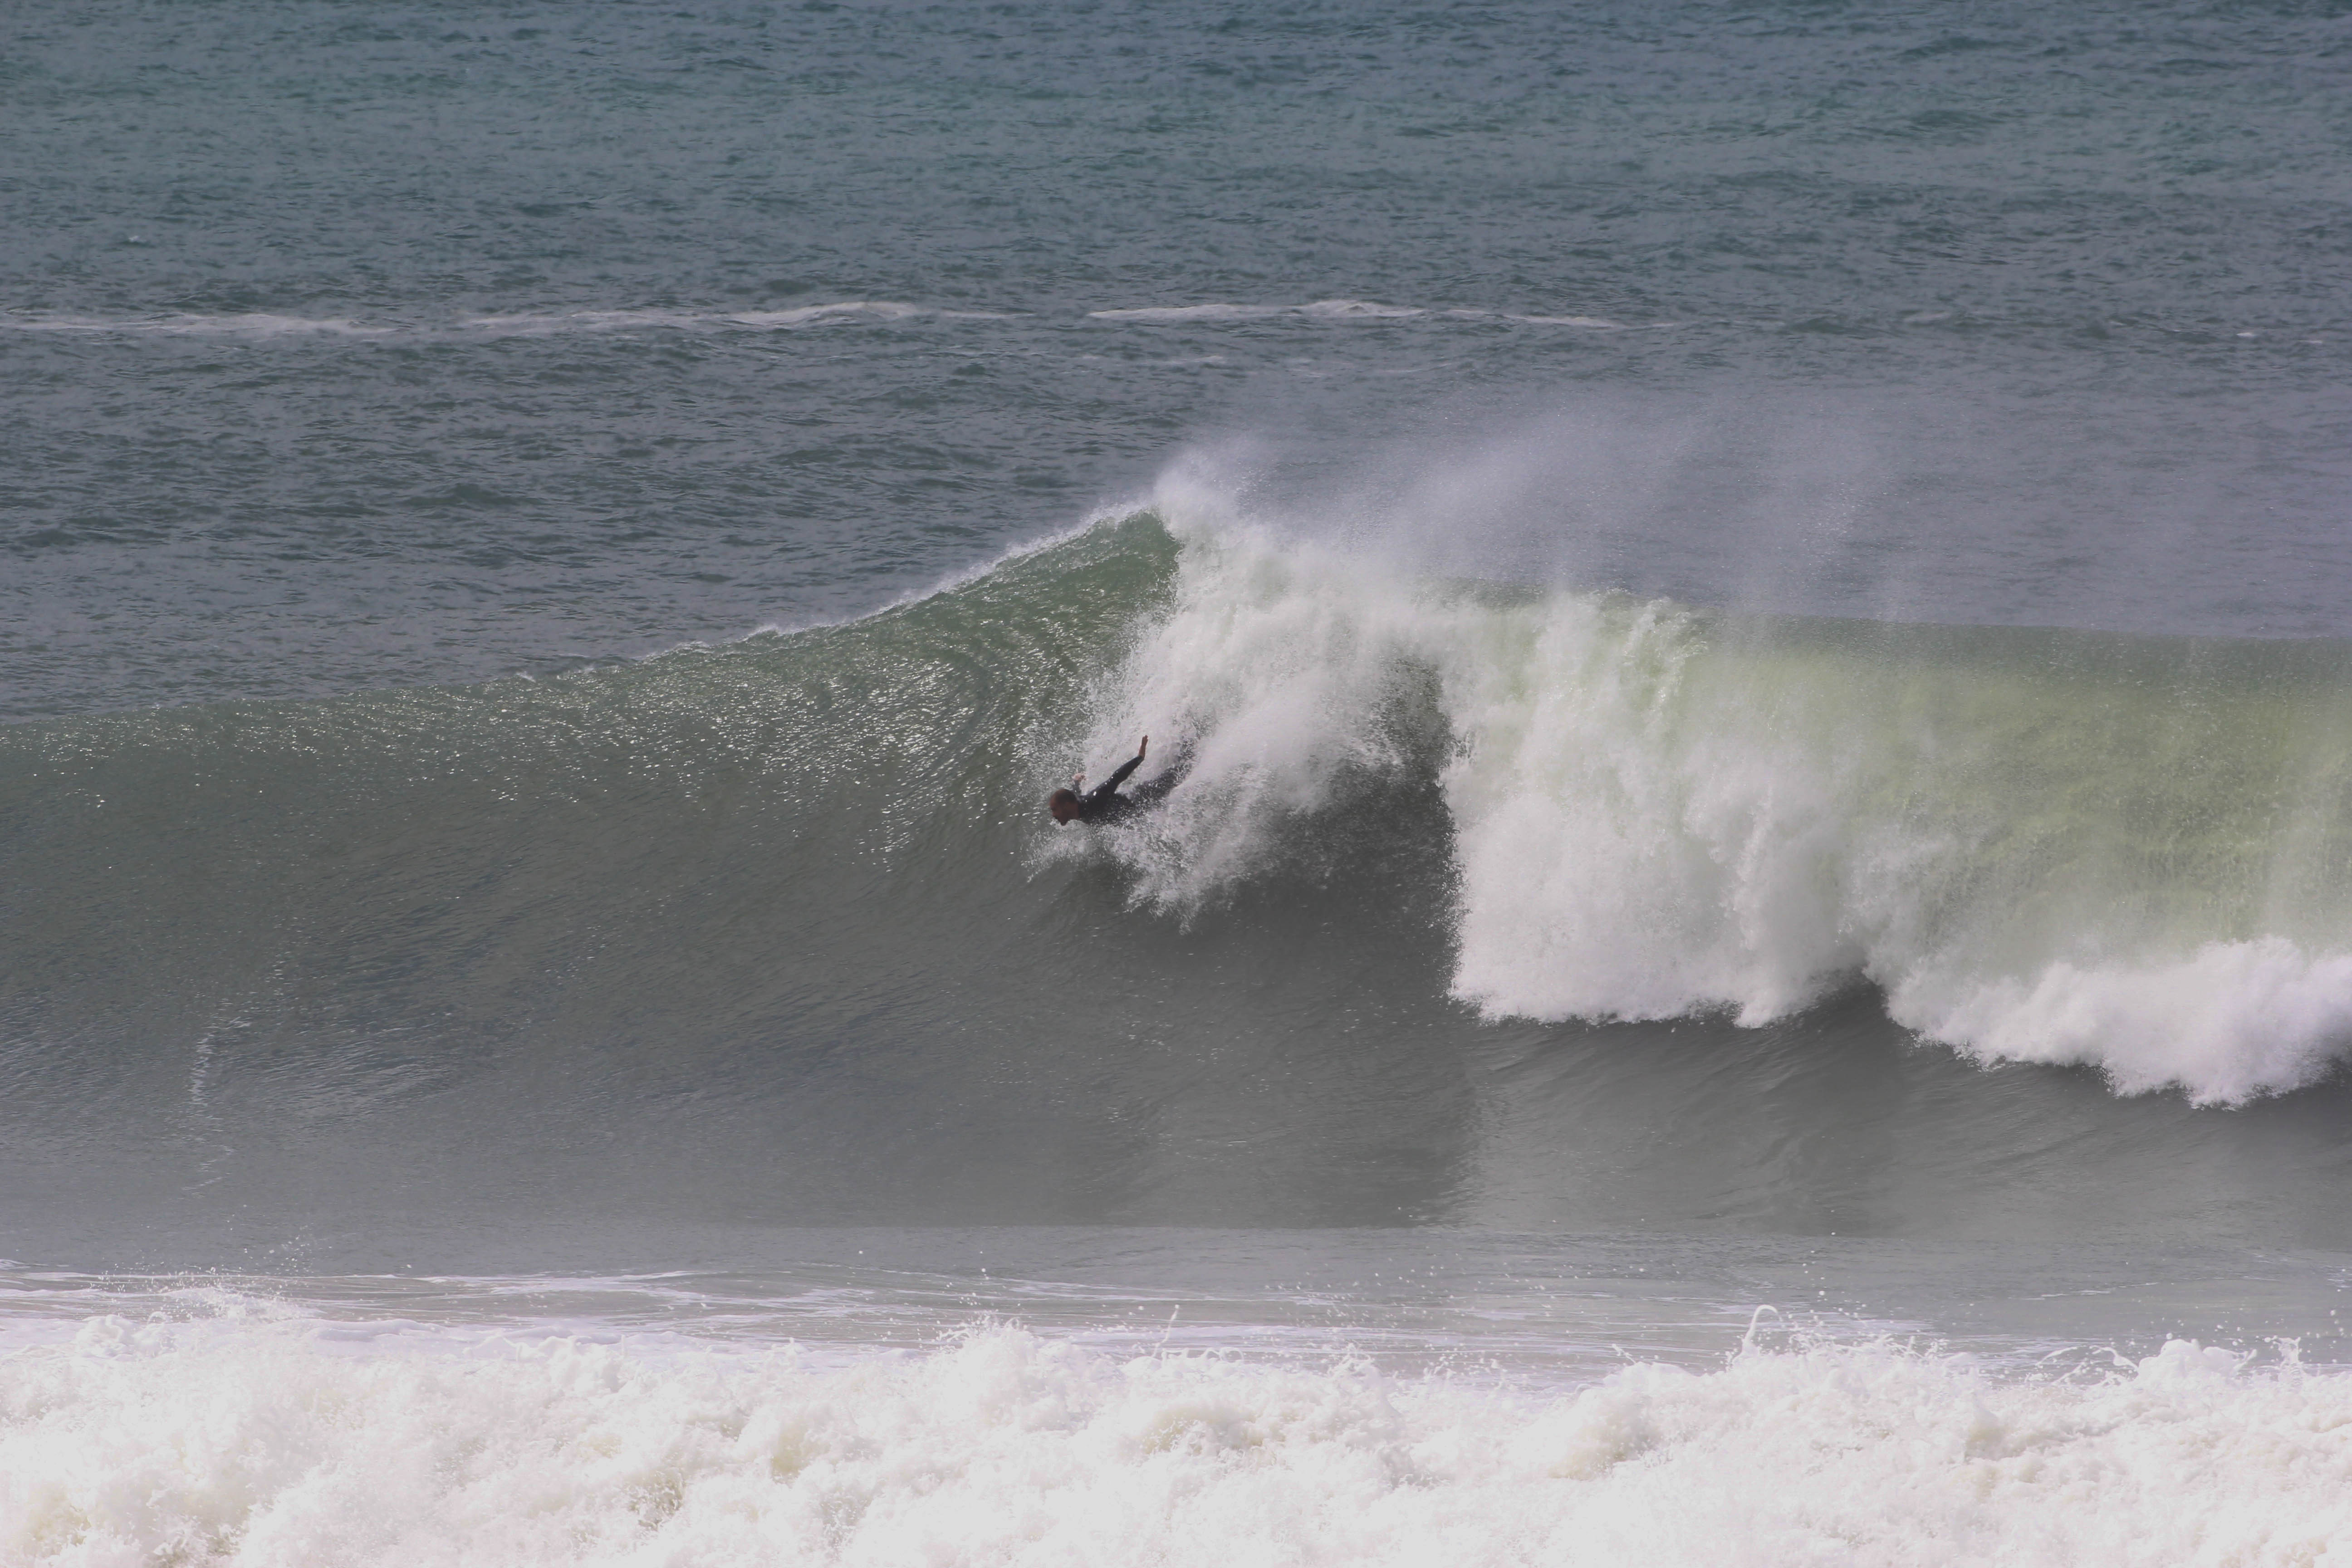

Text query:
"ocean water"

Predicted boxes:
[[8, 1, 2352, 1562]]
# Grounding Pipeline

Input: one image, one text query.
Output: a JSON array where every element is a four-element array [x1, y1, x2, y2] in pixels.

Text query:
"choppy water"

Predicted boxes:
[[7, 1, 2352, 1563]]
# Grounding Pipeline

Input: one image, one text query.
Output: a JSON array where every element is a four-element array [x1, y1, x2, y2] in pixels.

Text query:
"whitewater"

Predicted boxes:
[[1088, 485, 2352, 1105], [10, 1294, 2352, 1568]]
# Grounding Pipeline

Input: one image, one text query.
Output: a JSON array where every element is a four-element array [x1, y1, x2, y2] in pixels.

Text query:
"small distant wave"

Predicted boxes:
[[8, 302, 1647, 339], [460, 301, 1013, 335], [1, 312, 401, 338], [1088, 300, 1642, 328], [16, 482, 2352, 1109], [1088, 301, 1378, 322], [1483, 312, 1633, 328], [1089, 300, 1429, 322], [0, 303, 1010, 341]]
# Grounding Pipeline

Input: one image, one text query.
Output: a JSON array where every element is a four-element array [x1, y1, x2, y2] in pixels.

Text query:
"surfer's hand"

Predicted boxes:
[[1139, 735, 1148, 759]]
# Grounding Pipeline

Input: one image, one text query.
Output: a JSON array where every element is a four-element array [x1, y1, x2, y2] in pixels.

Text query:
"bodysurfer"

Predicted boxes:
[[1049, 735, 1154, 825]]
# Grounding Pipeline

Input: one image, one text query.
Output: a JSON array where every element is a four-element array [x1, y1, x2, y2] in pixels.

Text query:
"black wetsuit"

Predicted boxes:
[[1073, 752, 1147, 822]]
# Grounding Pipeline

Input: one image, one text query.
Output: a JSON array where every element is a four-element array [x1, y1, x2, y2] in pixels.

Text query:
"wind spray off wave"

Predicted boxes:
[[1078, 481, 2352, 1104]]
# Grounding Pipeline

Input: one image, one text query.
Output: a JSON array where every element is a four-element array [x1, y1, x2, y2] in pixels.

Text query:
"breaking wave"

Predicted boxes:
[[1075, 482, 2352, 1104], [0, 303, 1007, 340], [10, 472, 2352, 1266]]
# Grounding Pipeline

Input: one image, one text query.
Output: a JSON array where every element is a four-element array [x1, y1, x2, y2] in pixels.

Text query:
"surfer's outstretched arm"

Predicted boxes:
[[1092, 736, 1147, 800]]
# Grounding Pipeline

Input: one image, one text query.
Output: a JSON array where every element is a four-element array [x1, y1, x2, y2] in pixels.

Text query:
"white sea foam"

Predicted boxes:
[[3, 1308, 2347, 1567], [1901, 939, 2352, 1102], [1084, 480, 2352, 1103]]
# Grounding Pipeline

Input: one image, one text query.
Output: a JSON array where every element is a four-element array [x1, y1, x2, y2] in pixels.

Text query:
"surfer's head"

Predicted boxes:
[[1048, 788, 1082, 824]]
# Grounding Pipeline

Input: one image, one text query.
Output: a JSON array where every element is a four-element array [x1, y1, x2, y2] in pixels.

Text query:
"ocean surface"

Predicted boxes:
[[7, 1, 2352, 1562]]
